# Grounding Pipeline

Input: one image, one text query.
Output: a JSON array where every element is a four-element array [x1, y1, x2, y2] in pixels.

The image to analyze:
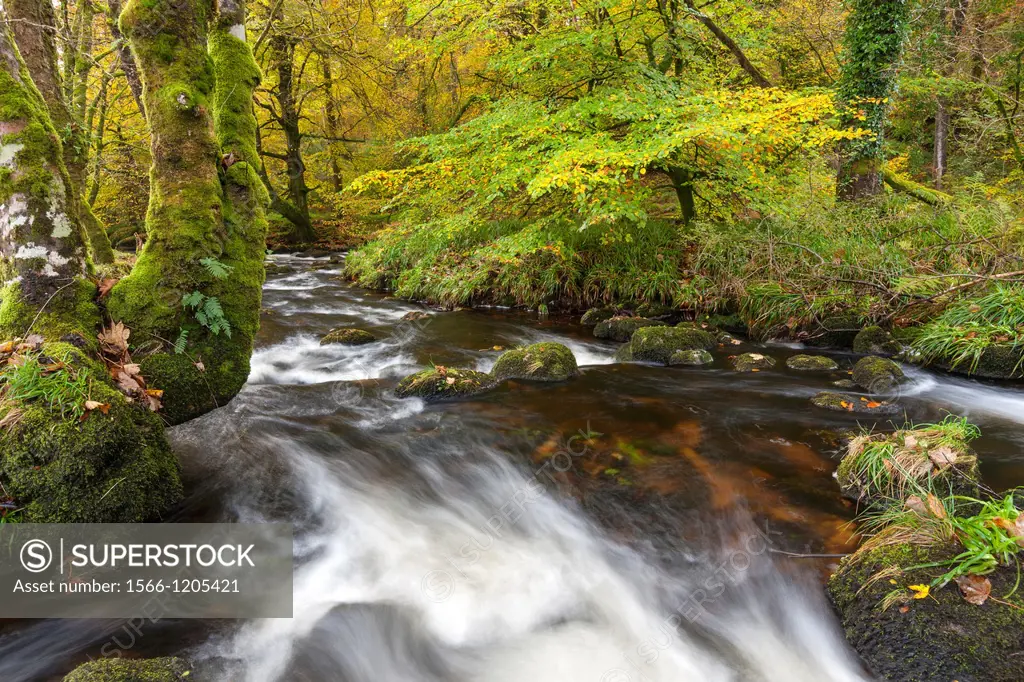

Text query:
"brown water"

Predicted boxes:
[[2, 254, 1022, 681]]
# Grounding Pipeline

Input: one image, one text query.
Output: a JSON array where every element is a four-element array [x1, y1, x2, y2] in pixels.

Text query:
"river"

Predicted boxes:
[[2, 253, 1023, 681]]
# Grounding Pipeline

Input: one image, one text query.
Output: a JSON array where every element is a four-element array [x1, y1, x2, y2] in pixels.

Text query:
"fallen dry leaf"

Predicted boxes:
[[0, 340, 15, 354], [908, 584, 930, 599], [116, 370, 143, 394], [84, 400, 110, 415], [97, 278, 118, 298], [956, 574, 992, 605], [926, 493, 947, 519], [98, 322, 131, 358], [24, 334, 44, 350], [445, 377, 456, 385], [122, 363, 141, 376], [194, 360, 205, 372], [929, 445, 959, 470], [866, 401, 882, 409], [993, 514, 1024, 548], [904, 434, 918, 449], [905, 495, 928, 516]]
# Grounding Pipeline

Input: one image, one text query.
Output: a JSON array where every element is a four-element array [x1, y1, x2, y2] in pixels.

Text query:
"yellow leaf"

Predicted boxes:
[[908, 584, 930, 599]]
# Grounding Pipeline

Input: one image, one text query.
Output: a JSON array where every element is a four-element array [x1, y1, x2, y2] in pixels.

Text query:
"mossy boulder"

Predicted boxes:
[[853, 326, 902, 357], [828, 543, 1024, 682], [0, 344, 182, 522], [64, 657, 194, 681], [805, 313, 862, 348], [668, 349, 714, 366], [625, 326, 716, 365], [835, 427, 979, 503], [853, 356, 906, 393], [320, 328, 376, 346], [936, 345, 1024, 380], [634, 302, 674, 319], [491, 342, 579, 382], [733, 353, 776, 372], [700, 313, 748, 335], [614, 344, 634, 362], [401, 311, 431, 322], [580, 307, 616, 325], [786, 354, 839, 371], [810, 391, 898, 414], [593, 316, 665, 342], [395, 367, 494, 401]]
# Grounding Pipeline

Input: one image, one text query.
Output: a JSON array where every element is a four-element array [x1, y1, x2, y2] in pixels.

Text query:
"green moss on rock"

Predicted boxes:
[[853, 356, 906, 393], [805, 313, 863, 349], [395, 367, 494, 401], [811, 391, 898, 414], [593, 316, 665, 342], [491, 342, 579, 382], [828, 543, 1024, 682], [634, 302, 673, 319], [580, 307, 616, 326], [0, 344, 182, 522], [626, 325, 716, 365], [320, 328, 376, 346], [786, 354, 839, 371], [668, 349, 713, 366], [853, 325, 902, 357], [0, 280, 100, 351], [63, 656, 193, 681], [733, 353, 776, 372]]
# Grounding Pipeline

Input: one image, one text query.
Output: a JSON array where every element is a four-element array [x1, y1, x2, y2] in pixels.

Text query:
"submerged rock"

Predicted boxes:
[[321, 328, 376, 346], [810, 391, 898, 414], [733, 353, 776, 372], [395, 367, 494, 401], [580, 307, 616, 325], [63, 656, 194, 681], [401, 311, 431, 322], [625, 326, 716, 365], [668, 349, 714, 366], [853, 325, 902, 357], [832, 379, 858, 389], [491, 342, 579, 382], [593, 316, 665, 342], [786, 354, 839, 371], [852, 356, 905, 393]]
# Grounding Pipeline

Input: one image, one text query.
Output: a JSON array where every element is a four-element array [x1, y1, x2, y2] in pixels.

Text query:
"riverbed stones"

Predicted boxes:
[[733, 353, 776, 372], [853, 325, 902, 356], [395, 367, 494, 401], [63, 656, 194, 681], [625, 326, 716, 365], [593, 316, 665, 342], [810, 391, 897, 414], [580, 307, 616, 325], [491, 342, 579, 382], [668, 349, 714, 366], [634, 302, 673, 319], [786, 354, 839, 371], [401, 311, 431, 322], [320, 328, 376, 346], [852, 356, 905, 393]]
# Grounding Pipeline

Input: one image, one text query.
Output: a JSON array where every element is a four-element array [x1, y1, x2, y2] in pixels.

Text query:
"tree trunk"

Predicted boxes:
[[0, 16, 90, 312], [835, 0, 910, 200], [933, 99, 948, 189], [269, 34, 315, 244], [5, 0, 114, 263], [668, 167, 696, 223], [106, 0, 146, 119], [321, 56, 344, 192]]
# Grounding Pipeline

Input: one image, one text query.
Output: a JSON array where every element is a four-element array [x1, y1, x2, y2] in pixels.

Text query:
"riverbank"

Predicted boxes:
[[343, 195, 1024, 379]]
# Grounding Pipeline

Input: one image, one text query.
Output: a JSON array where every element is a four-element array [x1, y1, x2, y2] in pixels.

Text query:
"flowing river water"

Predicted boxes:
[[3, 253, 1024, 681]]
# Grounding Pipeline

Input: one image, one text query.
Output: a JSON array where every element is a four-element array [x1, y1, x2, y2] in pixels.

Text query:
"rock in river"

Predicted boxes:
[[786, 354, 839, 371], [594, 316, 665, 342], [395, 367, 495, 401], [321, 328, 377, 346], [491, 342, 579, 382], [733, 353, 776, 372]]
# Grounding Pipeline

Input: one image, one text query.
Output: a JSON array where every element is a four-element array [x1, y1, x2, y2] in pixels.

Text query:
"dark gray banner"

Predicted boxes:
[[0, 524, 293, 618]]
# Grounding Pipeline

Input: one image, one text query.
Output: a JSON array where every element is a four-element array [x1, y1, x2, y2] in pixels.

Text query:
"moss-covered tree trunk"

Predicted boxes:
[[108, 0, 266, 423], [0, 13, 181, 523], [835, 0, 910, 201], [0, 15, 91, 316], [5, 0, 115, 264]]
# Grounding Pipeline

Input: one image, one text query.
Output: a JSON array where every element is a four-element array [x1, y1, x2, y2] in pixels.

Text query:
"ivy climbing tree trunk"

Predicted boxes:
[[5, 0, 115, 263], [835, 0, 910, 200], [107, 0, 267, 424]]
